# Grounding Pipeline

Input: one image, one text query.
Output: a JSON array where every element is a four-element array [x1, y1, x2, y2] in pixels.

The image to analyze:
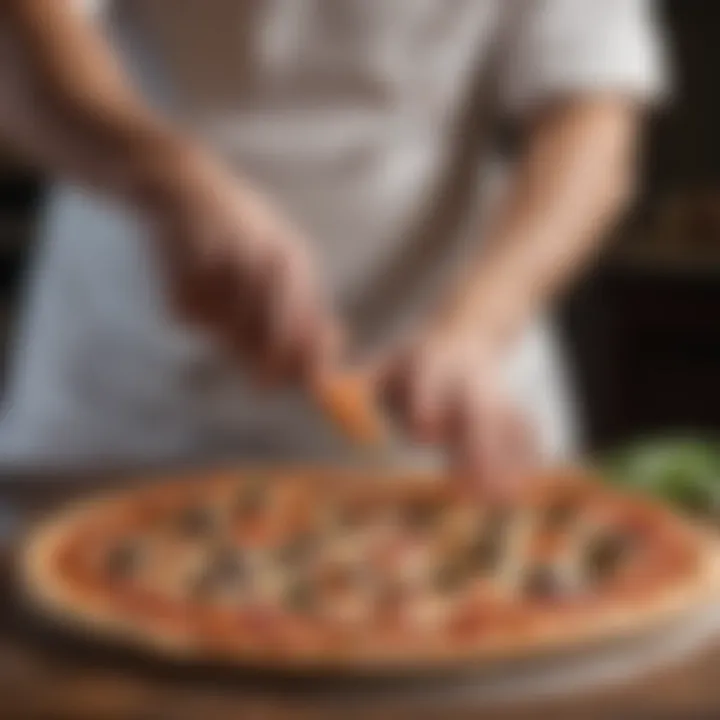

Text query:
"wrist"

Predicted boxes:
[[422, 312, 507, 376], [118, 130, 209, 215], [429, 286, 522, 360]]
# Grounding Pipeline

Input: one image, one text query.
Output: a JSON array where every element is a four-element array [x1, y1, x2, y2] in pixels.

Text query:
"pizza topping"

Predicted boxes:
[[373, 578, 409, 617], [174, 505, 218, 538], [466, 515, 507, 574], [522, 564, 570, 600], [433, 558, 470, 594], [542, 497, 579, 531], [317, 559, 368, 597], [235, 479, 267, 521], [437, 506, 480, 550], [401, 500, 444, 532], [432, 551, 474, 594], [433, 513, 508, 595], [495, 509, 540, 593], [283, 577, 317, 614], [405, 594, 452, 631], [275, 532, 320, 568], [189, 546, 249, 599], [104, 540, 143, 579], [585, 531, 635, 580], [311, 558, 376, 625], [332, 500, 375, 532]]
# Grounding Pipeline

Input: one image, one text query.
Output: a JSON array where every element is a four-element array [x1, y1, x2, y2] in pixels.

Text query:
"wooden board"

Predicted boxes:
[[2, 472, 720, 719]]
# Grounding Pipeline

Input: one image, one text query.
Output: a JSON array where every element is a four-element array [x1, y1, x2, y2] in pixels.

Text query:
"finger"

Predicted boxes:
[[162, 221, 217, 326], [496, 407, 541, 490], [262, 243, 324, 386], [245, 245, 292, 386], [448, 383, 513, 500], [303, 317, 345, 387], [406, 353, 446, 444], [180, 208, 251, 324], [168, 218, 263, 353], [215, 236, 277, 380], [208, 244, 252, 328], [475, 401, 538, 501], [374, 348, 413, 426]]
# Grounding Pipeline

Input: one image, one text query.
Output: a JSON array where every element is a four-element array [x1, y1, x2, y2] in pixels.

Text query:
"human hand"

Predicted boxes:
[[141, 144, 340, 389], [376, 323, 538, 496]]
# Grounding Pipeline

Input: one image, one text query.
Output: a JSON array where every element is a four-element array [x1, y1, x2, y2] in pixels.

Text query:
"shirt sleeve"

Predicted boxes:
[[499, 0, 670, 117]]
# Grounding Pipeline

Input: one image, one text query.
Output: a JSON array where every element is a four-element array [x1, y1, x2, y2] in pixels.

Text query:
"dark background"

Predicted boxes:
[[0, 0, 717, 453], [562, 0, 720, 450]]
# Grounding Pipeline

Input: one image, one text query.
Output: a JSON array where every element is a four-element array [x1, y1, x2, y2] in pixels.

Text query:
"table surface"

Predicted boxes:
[[2, 472, 720, 720]]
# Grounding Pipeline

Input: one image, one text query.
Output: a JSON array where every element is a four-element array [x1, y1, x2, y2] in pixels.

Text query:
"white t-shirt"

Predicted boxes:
[[0, 0, 667, 467]]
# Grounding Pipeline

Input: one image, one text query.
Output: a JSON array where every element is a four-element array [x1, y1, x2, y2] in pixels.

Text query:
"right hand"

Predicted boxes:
[[138, 142, 340, 389], [374, 324, 539, 496]]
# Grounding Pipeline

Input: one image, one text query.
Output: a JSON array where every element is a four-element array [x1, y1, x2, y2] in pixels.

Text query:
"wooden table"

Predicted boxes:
[[1, 472, 720, 720]]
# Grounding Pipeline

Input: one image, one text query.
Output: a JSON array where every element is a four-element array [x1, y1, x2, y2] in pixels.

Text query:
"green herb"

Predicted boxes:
[[600, 437, 720, 516]]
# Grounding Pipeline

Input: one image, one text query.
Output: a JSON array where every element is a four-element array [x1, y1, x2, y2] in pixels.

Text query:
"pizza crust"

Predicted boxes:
[[18, 467, 720, 674]]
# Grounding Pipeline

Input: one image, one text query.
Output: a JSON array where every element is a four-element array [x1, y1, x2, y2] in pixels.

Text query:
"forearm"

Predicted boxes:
[[440, 98, 639, 348], [0, 0, 191, 206]]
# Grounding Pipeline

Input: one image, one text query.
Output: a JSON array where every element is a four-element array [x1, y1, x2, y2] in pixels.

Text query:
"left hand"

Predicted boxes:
[[376, 324, 539, 496]]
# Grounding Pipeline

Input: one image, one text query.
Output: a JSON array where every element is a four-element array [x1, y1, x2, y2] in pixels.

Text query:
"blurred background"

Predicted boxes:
[[0, 0, 717, 454]]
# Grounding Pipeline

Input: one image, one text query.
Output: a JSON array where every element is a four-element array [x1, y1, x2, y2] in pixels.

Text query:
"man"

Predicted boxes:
[[0, 0, 666, 489]]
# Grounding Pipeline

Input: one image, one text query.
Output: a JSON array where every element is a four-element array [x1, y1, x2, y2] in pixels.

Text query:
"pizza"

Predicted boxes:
[[19, 467, 720, 672]]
